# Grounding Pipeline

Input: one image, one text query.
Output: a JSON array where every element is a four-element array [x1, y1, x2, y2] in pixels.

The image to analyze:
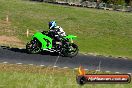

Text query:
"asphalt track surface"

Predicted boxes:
[[0, 46, 132, 74]]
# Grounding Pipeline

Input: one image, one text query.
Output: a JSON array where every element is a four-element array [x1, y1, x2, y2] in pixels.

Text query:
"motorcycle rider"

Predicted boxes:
[[48, 21, 66, 44]]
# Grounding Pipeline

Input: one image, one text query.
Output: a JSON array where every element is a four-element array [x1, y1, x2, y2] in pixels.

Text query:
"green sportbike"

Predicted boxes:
[[26, 31, 79, 57]]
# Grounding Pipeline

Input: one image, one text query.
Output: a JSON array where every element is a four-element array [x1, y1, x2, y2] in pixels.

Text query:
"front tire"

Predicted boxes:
[[62, 43, 79, 57], [26, 39, 41, 54]]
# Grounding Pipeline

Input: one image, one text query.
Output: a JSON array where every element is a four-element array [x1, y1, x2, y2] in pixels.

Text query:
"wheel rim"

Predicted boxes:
[[31, 44, 40, 53], [27, 41, 41, 53], [69, 45, 77, 54], [62, 44, 78, 57]]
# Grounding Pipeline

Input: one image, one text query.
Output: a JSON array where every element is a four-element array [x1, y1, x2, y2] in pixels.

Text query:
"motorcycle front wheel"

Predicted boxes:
[[26, 39, 41, 54], [62, 43, 79, 57]]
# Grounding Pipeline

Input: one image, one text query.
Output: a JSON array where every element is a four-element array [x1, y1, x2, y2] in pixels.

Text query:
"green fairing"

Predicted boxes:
[[32, 33, 76, 49], [32, 32, 52, 49]]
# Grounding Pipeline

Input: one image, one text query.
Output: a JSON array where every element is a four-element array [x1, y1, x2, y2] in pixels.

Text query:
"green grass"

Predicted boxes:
[[0, 0, 132, 58], [0, 64, 131, 88]]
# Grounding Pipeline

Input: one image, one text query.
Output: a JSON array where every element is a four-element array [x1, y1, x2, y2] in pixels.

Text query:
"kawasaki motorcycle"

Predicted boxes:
[[26, 31, 79, 57]]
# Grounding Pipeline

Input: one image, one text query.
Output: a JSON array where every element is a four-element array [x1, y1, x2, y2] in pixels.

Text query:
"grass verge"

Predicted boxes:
[[0, 0, 132, 58], [0, 64, 131, 88]]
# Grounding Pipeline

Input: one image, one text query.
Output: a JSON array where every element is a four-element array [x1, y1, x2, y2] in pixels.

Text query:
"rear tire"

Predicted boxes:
[[26, 39, 41, 54]]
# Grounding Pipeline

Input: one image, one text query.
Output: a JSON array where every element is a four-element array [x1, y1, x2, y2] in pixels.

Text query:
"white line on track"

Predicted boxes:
[[74, 68, 78, 70], [0, 61, 131, 74], [127, 73, 131, 75], [96, 70, 100, 72], [53, 66, 58, 68], [40, 65, 45, 67], [105, 71, 110, 73], [115, 72, 120, 73], [63, 67, 68, 69], [84, 69, 88, 70], [16, 63, 22, 65], [19, 48, 23, 49], [3, 62, 8, 64]]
